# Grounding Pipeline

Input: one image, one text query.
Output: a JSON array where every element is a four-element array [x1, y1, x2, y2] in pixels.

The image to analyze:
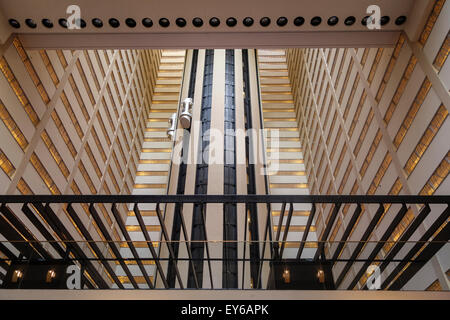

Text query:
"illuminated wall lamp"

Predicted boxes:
[[317, 269, 325, 284], [179, 97, 193, 129], [166, 113, 177, 140], [282, 268, 291, 284], [12, 269, 23, 283], [46, 269, 56, 283]]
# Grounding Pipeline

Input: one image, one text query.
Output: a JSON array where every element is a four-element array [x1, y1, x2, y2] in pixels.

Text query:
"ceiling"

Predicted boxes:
[[0, 0, 432, 49]]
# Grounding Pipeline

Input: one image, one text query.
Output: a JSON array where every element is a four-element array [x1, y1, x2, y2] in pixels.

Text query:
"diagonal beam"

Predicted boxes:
[[297, 203, 316, 259], [88, 203, 138, 289], [331, 204, 362, 263], [279, 203, 294, 258], [133, 203, 169, 289], [335, 203, 384, 288], [347, 204, 408, 289], [314, 203, 341, 261], [111, 203, 153, 289]]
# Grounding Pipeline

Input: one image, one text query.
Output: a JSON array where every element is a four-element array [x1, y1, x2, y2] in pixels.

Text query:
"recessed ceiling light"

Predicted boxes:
[[380, 16, 390, 26], [260, 17, 271, 27], [42, 18, 54, 28], [294, 17, 305, 26], [92, 18, 103, 28], [176, 18, 186, 27], [226, 17, 237, 27], [142, 18, 153, 28], [311, 16, 322, 26], [361, 16, 370, 26], [344, 16, 356, 26], [8, 19, 20, 28], [109, 18, 120, 28], [192, 17, 203, 27], [243, 17, 254, 27], [58, 18, 68, 28], [277, 17, 288, 26], [126, 18, 137, 28], [209, 17, 220, 27], [327, 16, 338, 26], [25, 18, 37, 28], [159, 18, 170, 27], [395, 16, 407, 25]]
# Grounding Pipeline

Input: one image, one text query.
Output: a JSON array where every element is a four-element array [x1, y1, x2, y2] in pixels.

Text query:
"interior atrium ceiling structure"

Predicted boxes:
[[0, 0, 431, 49], [0, 0, 448, 297]]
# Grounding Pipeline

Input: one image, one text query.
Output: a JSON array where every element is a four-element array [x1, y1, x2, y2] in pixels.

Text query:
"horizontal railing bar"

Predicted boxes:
[[0, 194, 448, 203]]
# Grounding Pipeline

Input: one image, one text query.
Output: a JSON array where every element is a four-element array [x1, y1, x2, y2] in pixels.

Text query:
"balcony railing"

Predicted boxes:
[[0, 194, 448, 290]]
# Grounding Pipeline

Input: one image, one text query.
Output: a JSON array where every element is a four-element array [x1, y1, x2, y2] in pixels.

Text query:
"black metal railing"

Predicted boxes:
[[0, 194, 448, 290]]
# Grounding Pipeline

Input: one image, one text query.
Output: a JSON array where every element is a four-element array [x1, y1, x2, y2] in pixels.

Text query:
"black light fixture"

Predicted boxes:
[[311, 16, 322, 26], [344, 16, 356, 26], [42, 18, 54, 28], [9, 19, 20, 29], [380, 16, 390, 26], [159, 18, 170, 27], [192, 17, 203, 27], [294, 16, 305, 26], [92, 18, 103, 28], [361, 16, 370, 26], [327, 16, 339, 26], [108, 18, 120, 28], [142, 18, 153, 28], [260, 17, 271, 27], [276, 16, 288, 26], [395, 16, 407, 25], [226, 17, 237, 27], [58, 18, 68, 28], [125, 18, 137, 28], [77, 18, 87, 29], [209, 17, 220, 27], [25, 18, 37, 28], [243, 17, 254, 27], [176, 18, 186, 27]]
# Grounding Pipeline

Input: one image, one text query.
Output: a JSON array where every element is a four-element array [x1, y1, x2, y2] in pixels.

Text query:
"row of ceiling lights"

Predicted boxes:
[[8, 15, 408, 29]]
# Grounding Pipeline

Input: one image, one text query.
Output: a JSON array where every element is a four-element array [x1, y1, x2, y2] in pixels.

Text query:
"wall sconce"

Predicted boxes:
[[282, 268, 291, 284], [46, 269, 56, 283], [166, 113, 177, 140], [179, 97, 193, 129], [12, 269, 23, 283], [317, 269, 325, 284]]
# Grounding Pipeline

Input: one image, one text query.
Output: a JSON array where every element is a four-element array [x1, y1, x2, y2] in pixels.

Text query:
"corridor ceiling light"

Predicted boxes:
[[109, 18, 120, 28], [282, 268, 290, 284], [294, 17, 305, 26], [226, 17, 237, 27], [12, 270, 23, 283], [126, 18, 137, 28], [77, 19, 87, 28], [311, 16, 322, 26], [243, 17, 254, 27], [142, 18, 153, 28], [260, 17, 271, 27], [276, 17, 288, 26], [209, 17, 220, 27], [159, 18, 170, 27], [179, 98, 193, 129], [176, 18, 187, 27], [192, 17, 203, 27], [92, 18, 103, 28], [42, 18, 54, 28], [58, 18, 68, 28], [8, 19, 20, 28], [395, 16, 407, 25], [344, 16, 356, 26], [25, 18, 37, 28], [361, 16, 370, 26], [327, 16, 339, 26]]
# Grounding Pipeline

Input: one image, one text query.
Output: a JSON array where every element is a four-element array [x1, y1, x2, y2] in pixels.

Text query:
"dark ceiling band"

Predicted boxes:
[[188, 49, 214, 288], [223, 49, 238, 288], [167, 49, 198, 288]]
